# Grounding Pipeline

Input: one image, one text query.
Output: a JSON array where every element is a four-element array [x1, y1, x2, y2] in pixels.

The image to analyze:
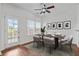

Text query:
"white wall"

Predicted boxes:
[[41, 4, 78, 45], [75, 5, 79, 47], [0, 3, 41, 50]]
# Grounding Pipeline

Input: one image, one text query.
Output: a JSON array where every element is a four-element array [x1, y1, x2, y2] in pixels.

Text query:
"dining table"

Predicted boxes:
[[33, 34, 65, 49]]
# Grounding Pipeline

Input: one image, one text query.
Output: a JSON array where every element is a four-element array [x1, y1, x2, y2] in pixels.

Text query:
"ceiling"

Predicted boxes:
[[11, 3, 54, 14], [9, 3, 78, 16]]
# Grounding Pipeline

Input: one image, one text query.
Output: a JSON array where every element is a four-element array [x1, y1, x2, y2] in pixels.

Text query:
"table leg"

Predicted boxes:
[[54, 38, 59, 49]]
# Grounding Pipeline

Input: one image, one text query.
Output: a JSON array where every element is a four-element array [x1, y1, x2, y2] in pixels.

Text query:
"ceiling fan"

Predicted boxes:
[[34, 3, 55, 14]]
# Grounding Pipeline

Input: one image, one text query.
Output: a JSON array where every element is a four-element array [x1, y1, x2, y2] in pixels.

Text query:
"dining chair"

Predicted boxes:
[[59, 37, 73, 51], [43, 38, 55, 54], [33, 36, 43, 48]]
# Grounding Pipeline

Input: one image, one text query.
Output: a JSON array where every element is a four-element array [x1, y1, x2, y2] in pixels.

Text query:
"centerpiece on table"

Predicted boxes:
[[41, 26, 46, 39]]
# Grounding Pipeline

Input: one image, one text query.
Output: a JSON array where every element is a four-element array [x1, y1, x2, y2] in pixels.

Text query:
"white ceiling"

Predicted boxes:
[[9, 3, 78, 16], [11, 3, 54, 14]]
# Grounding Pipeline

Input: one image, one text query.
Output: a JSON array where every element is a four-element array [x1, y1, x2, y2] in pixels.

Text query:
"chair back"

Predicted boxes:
[[33, 36, 42, 42]]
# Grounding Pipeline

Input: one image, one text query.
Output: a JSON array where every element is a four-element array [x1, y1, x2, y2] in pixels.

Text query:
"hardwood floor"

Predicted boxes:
[[1, 42, 79, 56], [2, 46, 30, 56], [1, 41, 38, 56], [74, 47, 79, 56]]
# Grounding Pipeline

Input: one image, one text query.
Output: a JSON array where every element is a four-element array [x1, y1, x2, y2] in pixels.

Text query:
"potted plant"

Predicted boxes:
[[41, 26, 46, 35], [41, 26, 46, 39]]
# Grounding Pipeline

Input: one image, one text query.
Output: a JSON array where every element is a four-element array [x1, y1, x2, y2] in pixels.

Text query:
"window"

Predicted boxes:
[[27, 20, 35, 35], [8, 18, 18, 44], [27, 20, 41, 35], [36, 22, 41, 33]]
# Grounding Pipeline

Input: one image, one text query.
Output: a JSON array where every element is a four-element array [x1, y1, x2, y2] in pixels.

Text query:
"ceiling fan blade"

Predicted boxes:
[[34, 9, 41, 10], [46, 10, 51, 13], [40, 11, 46, 14], [47, 5, 54, 9], [40, 11, 42, 14]]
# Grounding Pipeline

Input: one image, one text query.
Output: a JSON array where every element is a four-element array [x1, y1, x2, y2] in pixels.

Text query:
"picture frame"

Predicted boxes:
[[52, 22, 57, 30], [57, 22, 63, 29], [63, 21, 71, 29], [47, 23, 52, 30]]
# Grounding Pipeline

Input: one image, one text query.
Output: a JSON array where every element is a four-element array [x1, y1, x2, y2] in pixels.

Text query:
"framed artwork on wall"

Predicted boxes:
[[47, 23, 52, 30], [52, 22, 57, 30], [57, 22, 63, 29], [63, 21, 71, 29]]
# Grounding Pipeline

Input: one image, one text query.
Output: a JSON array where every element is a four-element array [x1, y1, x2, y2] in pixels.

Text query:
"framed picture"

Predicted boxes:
[[57, 22, 63, 29], [47, 23, 52, 30], [63, 21, 71, 29], [52, 22, 57, 30]]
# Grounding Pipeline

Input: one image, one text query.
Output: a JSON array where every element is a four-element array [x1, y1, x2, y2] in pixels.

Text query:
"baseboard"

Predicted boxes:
[[20, 41, 33, 46]]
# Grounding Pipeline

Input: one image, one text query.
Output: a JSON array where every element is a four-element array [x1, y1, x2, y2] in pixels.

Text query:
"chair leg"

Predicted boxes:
[[70, 45, 72, 51]]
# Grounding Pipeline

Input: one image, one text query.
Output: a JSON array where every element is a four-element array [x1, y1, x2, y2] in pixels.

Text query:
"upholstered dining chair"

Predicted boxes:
[[59, 36, 73, 51], [43, 37, 55, 54], [33, 36, 43, 48]]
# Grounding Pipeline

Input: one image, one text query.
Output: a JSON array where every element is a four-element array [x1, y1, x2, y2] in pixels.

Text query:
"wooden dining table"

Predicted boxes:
[[33, 34, 65, 49]]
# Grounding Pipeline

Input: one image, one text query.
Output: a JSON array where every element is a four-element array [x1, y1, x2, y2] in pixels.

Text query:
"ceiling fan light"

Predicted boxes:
[[42, 9, 45, 12]]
